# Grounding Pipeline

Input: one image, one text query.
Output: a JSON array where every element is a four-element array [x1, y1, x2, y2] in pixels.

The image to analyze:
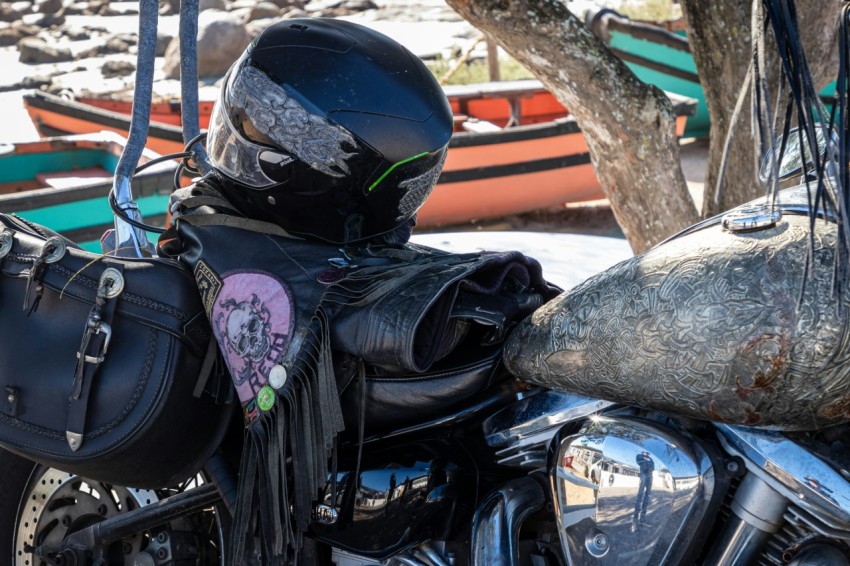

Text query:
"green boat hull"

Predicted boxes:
[[594, 13, 836, 138], [0, 134, 174, 252]]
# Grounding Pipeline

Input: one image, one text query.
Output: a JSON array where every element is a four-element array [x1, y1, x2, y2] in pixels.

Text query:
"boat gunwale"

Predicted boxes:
[[0, 131, 176, 212], [24, 91, 186, 143], [27, 82, 697, 151]]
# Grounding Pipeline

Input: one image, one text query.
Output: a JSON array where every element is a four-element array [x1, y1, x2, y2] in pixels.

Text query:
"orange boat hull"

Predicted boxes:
[[24, 83, 693, 227]]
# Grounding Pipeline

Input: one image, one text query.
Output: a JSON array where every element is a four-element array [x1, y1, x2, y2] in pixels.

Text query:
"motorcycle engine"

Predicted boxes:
[[715, 425, 850, 565]]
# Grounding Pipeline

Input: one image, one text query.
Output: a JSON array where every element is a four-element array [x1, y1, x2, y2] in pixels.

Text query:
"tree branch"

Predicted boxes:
[[446, 0, 699, 252]]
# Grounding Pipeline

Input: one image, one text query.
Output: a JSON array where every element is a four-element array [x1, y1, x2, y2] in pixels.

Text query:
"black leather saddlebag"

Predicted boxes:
[[0, 214, 231, 488]]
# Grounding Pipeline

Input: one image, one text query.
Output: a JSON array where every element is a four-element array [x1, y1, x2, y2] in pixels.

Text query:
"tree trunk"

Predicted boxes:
[[680, 0, 841, 218], [445, 0, 699, 253]]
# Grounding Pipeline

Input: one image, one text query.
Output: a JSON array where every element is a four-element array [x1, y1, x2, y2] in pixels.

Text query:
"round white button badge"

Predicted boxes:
[[269, 365, 288, 389]]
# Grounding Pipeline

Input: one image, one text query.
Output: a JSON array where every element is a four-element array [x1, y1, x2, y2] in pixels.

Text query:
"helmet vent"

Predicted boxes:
[[289, 24, 308, 31]]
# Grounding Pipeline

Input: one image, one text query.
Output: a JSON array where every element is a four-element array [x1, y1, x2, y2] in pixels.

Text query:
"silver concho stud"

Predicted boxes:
[[44, 237, 67, 263], [269, 365, 288, 390], [0, 230, 12, 259], [99, 267, 125, 298]]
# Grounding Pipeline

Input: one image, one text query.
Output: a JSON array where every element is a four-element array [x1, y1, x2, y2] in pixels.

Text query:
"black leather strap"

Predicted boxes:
[[65, 263, 123, 451]]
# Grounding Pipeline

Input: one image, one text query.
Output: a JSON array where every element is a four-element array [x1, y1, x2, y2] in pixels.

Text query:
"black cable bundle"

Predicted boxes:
[[754, 0, 850, 298]]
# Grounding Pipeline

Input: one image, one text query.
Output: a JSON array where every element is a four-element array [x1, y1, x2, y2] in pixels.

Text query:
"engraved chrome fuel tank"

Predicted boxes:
[[548, 416, 714, 565], [505, 186, 850, 431]]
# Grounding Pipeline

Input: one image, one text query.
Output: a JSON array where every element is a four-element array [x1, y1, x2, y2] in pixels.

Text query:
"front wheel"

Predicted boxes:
[[0, 449, 227, 565]]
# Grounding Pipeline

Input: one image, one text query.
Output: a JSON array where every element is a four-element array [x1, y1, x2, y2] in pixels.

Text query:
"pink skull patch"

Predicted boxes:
[[211, 271, 295, 407]]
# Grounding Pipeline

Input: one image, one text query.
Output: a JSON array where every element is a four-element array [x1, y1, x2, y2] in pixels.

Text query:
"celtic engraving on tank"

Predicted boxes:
[[232, 66, 358, 177], [504, 214, 850, 430]]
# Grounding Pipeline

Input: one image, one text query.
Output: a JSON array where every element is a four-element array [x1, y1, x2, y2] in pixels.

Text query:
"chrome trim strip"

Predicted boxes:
[[717, 425, 850, 526]]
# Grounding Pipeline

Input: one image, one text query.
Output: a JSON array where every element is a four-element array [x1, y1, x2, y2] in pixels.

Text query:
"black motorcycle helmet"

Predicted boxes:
[[205, 17, 454, 244]]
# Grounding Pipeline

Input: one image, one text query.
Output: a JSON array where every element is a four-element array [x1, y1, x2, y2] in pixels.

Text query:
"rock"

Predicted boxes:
[[156, 30, 173, 56], [75, 35, 133, 59], [247, 17, 280, 38], [280, 8, 308, 19], [199, 0, 227, 11], [18, 37, 73, 63], [159, 0, 179, 15], [12, 22, 41, 37], [228, 7, 251, 23], [0, 28, 22, 47], [20, 74, 53, 89], [105, 36, 132, 52], [112, 33, 138, 46], [306, 0, 377, 17], [21, 11, 65, 27], [266, 0, 304, 9], [101, 3, 138, 16], [11, 1, 34, 16], [163, 11, 251, 79], [228, 0, 257, 10], [33, 0, 62, 14], [62, 27, 93, 40], [86, 0, 112, 15], [246, 2, 280, 21], [102, 59, 135, 78], [63, 3, 89, 15], [0, 3, 30, 23]]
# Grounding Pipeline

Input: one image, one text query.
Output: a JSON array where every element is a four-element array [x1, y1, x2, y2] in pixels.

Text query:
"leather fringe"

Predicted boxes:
[[229, 308, 344, 563]]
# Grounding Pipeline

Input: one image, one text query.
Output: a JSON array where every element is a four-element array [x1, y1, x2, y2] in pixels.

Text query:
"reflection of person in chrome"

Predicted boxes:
[[633, 450, 655, 531]]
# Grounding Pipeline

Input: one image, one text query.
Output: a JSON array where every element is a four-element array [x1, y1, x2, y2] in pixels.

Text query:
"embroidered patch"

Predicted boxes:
[[211, 271, 295, 410], [194, 260, 223, 317]]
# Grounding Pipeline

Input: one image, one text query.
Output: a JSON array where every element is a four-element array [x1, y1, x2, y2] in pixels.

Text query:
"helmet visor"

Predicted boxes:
[[207, 94, 292, 189]]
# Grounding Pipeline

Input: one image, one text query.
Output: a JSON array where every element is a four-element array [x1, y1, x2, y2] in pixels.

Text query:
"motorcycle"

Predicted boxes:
[[4, 1, 850, 564], [2, 118, 850, 566]]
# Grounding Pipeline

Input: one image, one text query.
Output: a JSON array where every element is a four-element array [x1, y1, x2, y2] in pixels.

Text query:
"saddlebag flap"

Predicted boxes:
[[504, 204, 850, 431], [0, 214, 231, 488]]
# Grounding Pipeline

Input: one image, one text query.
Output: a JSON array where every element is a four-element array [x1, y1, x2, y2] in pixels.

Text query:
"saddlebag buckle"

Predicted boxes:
[[66, 267, 123, 452]]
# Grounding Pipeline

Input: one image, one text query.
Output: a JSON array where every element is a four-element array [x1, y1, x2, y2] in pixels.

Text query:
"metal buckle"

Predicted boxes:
[[75, 321, 113, 365]]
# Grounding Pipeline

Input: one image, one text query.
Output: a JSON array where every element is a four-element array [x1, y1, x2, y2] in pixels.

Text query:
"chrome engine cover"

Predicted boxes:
[[549, 415, 714, 565], [483, 389, 615, 469]]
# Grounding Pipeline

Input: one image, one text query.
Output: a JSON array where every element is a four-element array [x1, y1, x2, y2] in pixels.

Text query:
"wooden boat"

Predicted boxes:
[[586, 8, 835, 138], [23, 82, 696, 228], [0, 131, 176, 251]]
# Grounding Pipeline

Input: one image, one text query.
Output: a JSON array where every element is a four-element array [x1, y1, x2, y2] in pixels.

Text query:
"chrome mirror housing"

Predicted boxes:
[[758, 125, 832, 183], [548, 416, 714, 565]]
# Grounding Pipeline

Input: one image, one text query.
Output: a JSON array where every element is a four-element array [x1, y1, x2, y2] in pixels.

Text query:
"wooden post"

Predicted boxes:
[[486, 36, 501, 82]]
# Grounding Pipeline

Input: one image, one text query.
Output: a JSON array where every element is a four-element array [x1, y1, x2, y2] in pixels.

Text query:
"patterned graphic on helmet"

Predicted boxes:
[[211, 271, 295, 407], [232, 66, 358, 177], [395, 152, 446, 221]]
